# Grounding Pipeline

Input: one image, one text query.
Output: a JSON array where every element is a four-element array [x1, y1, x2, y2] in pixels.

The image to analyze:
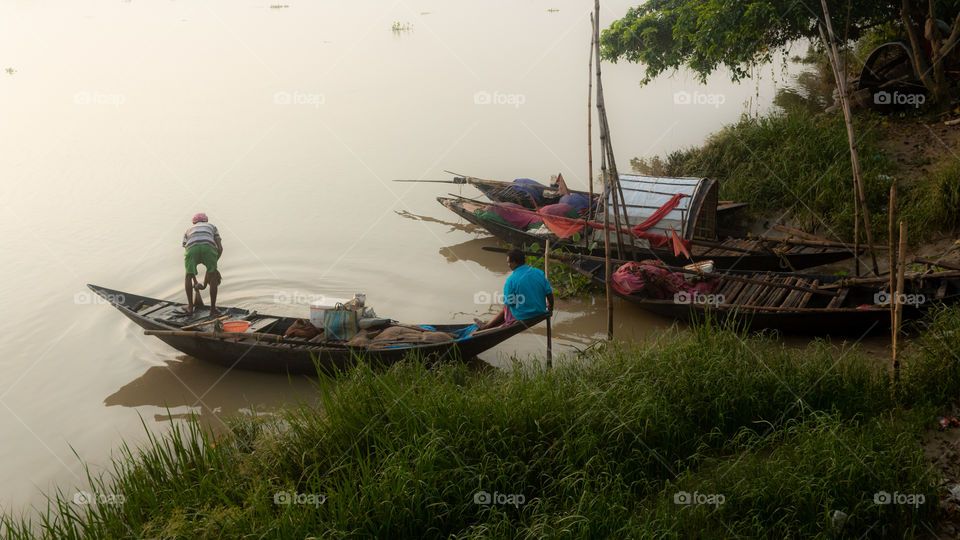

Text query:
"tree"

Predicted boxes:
[[601, 0, 960, 104]]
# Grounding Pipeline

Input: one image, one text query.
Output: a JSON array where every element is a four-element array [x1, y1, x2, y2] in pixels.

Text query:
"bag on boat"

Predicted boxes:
[[323, 304, 360, 341]]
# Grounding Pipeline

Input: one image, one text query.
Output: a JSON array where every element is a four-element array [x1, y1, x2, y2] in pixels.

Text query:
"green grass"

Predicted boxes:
[[900, 160, 960, 242], [5, 311, 960, 538]]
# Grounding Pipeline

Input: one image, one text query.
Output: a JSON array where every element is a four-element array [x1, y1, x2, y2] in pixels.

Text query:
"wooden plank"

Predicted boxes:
[[826, 288, 850, 309], [796, 279, 819, 308], [764, 277, 792, 307]]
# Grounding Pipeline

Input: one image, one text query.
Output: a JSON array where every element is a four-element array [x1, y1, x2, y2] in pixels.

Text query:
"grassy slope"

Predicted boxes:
[[6, 308, 960, 539], [632, 108, 960, 243]]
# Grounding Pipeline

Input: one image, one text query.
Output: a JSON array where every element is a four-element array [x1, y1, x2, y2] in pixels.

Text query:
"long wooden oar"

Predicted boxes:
[[392, 178, 467, 184], [180, 315, 229, 330]]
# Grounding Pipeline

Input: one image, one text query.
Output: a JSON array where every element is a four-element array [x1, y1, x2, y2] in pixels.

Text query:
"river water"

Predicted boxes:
[[0, 0, 798, 513]]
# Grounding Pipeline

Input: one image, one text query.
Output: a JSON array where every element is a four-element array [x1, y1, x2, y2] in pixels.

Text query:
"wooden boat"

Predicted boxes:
[[457, 174, 749, 215], [568, 257, 960, 335], [90, 284, 548, 375], [439, 196, 857, 272]]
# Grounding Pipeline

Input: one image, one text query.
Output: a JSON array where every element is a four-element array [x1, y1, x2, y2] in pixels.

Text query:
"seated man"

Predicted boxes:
[[182, 212, 223, 315], [477, 249, 554, 330]]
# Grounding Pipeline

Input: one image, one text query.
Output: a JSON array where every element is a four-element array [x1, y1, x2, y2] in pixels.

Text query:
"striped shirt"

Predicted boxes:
[[182, 223, 221, 248]]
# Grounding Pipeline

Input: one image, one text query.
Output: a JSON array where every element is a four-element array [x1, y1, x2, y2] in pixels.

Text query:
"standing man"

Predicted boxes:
[[477, 249, 553, 330], [183, 212, 223, 315]]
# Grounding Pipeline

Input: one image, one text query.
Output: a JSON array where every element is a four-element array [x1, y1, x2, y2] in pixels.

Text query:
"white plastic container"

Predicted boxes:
[[309, 296, 350, 328]]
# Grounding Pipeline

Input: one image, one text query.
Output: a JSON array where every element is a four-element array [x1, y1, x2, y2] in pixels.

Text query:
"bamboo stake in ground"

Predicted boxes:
[[818, 0, 880, 276], [545, 238, 553, 368], [893, 220, 907, 385], [888, 181, 898, 340]]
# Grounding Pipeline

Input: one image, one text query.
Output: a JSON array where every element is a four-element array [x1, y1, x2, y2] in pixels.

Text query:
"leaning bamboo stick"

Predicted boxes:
[[592, 6, 613, 340], [819, 1, 880, 276], [912, 257, 960, 272]]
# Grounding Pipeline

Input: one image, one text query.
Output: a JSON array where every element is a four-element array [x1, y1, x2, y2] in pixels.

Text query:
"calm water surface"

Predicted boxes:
[[1, 0, 799, 511]]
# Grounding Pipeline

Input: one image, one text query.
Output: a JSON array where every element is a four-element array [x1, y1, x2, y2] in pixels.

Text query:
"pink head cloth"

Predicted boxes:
[[192, 212, 208, 224]]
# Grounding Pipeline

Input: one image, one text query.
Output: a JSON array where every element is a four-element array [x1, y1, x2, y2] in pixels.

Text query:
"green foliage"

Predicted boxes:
[[632, 109, 896, 239], [8, 310, 960, 538], [522, 246, 599, 298], [601, 0, 900, 85]]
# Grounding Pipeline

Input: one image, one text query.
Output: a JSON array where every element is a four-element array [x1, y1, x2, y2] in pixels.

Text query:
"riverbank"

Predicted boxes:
[[5, 308, 960, 538], [631, 94, 960, 252]]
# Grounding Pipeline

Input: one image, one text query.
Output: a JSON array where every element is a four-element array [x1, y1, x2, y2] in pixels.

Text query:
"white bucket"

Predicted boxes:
[[309, 296, 350, 328]]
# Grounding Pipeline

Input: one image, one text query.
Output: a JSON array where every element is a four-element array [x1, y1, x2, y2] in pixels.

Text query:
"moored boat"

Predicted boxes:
[[439, 195, 857, 271], [567, 257, 960, 335], [90, 284, 547, 375]]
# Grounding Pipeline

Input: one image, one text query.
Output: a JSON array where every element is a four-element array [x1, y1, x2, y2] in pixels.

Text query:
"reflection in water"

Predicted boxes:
[[104, 355, 319, 425], [439, 236, 507, 272], [395, 209, 483, 234]]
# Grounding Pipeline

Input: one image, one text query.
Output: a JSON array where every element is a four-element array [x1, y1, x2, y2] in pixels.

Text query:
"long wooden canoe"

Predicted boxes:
[[90, 284, 547, 375], [568, 258, 960, 335], [439, 196, 856, 272]]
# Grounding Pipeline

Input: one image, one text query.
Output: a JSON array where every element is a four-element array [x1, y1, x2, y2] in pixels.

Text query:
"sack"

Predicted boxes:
[[323, 303, 360, 341]]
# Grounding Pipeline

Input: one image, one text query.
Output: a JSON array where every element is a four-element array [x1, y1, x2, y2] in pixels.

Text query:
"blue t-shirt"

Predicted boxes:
[[503, 265, 552, 320]]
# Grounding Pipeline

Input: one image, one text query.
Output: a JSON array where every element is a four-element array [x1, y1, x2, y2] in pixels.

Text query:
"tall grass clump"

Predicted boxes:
[[900, 160, 960, 241], [5, 313, 960, 538]]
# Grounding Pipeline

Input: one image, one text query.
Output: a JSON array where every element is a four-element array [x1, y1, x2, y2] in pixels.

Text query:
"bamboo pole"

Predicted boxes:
[[592, 6, 613, 339], [888, 181, 898, 340], [819, 1, 880, 276], [912, 257, 960, 272], [593, 0, 629, 260], [587, 13, 596, 221], [545, 238, 553, 367], [820, 269, 960, 288], [893, 220, 907, 384]]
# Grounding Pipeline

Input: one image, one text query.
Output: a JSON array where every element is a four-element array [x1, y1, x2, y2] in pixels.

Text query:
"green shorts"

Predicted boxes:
[[184, 244, 219, 275]]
